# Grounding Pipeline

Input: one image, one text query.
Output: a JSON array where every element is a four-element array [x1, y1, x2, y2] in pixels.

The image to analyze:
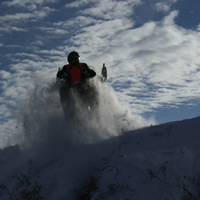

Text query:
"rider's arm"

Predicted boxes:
[[57, 65, 68, 79], [83, 64, 96, 78]]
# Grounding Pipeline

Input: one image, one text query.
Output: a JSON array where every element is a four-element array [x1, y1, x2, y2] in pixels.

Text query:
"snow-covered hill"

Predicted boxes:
[[0, 81, 200, 200], [0, 114, 200, 200]]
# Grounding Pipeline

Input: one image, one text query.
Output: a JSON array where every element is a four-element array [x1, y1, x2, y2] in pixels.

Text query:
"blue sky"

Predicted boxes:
[[1, 0, 200, 135]]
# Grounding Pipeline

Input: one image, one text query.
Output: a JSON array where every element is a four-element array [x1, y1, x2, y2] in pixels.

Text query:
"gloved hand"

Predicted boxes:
[[57, 69, 68, 79]]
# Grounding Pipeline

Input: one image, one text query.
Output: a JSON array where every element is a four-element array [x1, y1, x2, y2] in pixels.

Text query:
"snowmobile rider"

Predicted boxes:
[[57, 51, 96, 86], [57, 51, 97, 106]]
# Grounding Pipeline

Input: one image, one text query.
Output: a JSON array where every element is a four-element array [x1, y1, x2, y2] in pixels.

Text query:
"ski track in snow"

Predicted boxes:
[[1, 78, 200, 199]]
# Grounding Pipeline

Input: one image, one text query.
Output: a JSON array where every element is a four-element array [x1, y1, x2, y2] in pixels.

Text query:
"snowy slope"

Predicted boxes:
[[0, 115, 200, 200], [0, 80, 200, 200], [93, 117, 200, 200]]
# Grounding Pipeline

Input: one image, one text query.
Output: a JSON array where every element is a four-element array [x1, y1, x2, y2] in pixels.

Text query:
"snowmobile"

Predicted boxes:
[[56, 64, 107, 118]]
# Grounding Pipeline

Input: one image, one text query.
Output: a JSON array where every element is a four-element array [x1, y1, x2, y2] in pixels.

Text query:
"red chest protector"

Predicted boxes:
[[66, 63, 84, 85]]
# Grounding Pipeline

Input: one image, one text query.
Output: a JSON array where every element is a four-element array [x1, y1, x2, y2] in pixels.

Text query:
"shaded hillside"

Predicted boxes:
[[0, 117, 200, 199]]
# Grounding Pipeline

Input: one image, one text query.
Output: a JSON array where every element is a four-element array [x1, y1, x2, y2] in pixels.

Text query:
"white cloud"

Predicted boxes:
[[3, 0, 59, 10], [53, 16, 102, 30], [0, 6, 56, 35], [80, 0, 142, 20], [0, 70, 11, 79], [0, 26, 27, 33], [155, 2, 171, 12], [65, 0, 98, 8], [155, 0, 177, 13], [69, 18, 133, 53], [0, 12, 34, 22], [0, 7, 56, 29]]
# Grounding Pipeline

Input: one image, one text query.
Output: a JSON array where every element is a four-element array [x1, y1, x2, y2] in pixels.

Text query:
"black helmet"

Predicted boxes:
[[67, 51, 80, 64]]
